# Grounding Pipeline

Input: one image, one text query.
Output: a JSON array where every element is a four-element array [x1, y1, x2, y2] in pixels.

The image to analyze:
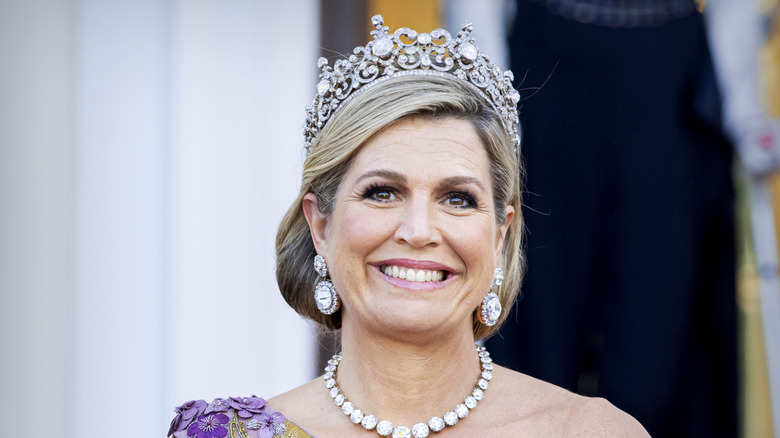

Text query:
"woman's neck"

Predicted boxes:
[[334, 323, 483, 427]]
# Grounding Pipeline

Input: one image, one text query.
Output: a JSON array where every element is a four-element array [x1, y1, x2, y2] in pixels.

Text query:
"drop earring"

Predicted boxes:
[[313, 254, 340, 315], [478, 268, 504, 326]]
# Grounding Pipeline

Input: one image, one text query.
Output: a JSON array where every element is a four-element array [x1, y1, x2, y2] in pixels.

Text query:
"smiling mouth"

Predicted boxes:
[[379, 265, 449, 282]]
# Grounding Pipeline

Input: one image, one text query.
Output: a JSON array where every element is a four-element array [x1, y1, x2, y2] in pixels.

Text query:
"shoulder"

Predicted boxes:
[[168, 396, 310, 438], [486, 366, 649, 437], [561, 396, 650, 437], [266, 378, 342, 435]]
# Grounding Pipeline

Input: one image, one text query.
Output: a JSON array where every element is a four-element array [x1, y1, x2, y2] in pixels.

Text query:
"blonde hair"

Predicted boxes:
[[276, 74, 524, 340]]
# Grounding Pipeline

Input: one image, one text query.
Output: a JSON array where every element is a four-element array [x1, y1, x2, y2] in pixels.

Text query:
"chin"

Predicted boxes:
[[362, 304, 464, 339]]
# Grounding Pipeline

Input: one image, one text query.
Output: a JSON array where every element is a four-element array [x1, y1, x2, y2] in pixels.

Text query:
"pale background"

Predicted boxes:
[[1, 1, 317, 436]]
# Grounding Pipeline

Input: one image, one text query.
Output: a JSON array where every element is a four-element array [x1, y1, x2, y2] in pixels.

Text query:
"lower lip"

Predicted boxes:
[[373, 266, 453, 291]]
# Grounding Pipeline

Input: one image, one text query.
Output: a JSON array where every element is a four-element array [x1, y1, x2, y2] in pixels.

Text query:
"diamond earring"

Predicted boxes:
[[478, 268, 504, 326], [313, 254, 340, 315]]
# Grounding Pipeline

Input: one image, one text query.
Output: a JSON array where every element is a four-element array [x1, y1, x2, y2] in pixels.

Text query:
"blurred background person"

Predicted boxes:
[[448, 0, 779, 436]]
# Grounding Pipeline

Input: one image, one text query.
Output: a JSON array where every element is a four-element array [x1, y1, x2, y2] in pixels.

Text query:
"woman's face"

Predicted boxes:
[[304, 117, 513, 341]]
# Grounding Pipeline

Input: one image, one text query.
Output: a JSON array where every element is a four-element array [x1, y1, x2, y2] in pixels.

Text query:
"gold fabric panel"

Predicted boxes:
[[279, 420, 314, 438], [367, 0, 441, 31], [762, 1, 779, 116]]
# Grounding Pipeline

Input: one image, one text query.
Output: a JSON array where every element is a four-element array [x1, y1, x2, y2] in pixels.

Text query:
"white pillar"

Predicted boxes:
[[1, 2, 318, 436], [0, 1, 71, 436], [168, 0, 318, 407], [70, 1, 170, 436]]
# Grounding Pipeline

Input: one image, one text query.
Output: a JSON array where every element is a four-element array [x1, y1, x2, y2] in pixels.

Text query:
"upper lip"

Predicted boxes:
[[373, 258, 455, 273]]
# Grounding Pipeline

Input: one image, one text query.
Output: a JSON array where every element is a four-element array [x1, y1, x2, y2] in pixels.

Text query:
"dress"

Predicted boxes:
[[169, 396, 313, 438]]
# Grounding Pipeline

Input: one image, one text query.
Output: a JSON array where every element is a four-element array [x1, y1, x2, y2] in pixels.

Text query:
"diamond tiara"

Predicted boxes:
[[303, 15, 521, 156]]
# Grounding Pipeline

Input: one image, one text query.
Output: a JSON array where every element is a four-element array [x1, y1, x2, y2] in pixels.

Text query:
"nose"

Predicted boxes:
[[394, 195, 441, 248]]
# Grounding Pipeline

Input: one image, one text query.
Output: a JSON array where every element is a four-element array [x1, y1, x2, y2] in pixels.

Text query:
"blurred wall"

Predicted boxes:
[[0, 0, 72, 435], [0, 1, 317, 437]]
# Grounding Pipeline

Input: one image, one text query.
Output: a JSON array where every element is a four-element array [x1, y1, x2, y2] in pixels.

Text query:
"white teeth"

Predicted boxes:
[[381, 265, 446, 282]]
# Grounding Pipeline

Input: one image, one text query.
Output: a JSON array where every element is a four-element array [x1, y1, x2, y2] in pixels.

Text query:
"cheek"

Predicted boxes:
[[444, 216, 497, 257], [330, 206, 396, 263]]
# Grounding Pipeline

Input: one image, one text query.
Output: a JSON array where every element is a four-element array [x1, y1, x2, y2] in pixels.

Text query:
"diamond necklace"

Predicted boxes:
[[323, 344, 494, 438]]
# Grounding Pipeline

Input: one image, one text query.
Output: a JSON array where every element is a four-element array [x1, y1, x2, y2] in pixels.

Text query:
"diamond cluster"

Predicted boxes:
[[313, 254, 340, 315], [479, 268, 504, 326], [324, 345, 494, 437], [304, 15, 520, 156]]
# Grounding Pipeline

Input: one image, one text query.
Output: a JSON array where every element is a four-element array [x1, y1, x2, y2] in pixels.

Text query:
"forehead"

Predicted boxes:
[[346, 117, 490, 180]]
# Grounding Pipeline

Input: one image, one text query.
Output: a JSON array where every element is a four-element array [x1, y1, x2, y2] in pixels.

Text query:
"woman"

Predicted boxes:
[[169, 16, 648, 438]]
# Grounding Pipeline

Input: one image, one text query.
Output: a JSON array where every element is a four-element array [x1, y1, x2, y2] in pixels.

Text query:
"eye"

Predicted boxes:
[[444, 192, 477, 208], [362, 184, 397, 202]]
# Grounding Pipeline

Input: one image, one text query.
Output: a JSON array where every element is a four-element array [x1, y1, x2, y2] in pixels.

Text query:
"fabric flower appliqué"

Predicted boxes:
[[168, 399, 207, 436], [229, 396, 266, 418], [247, 411, 287, 438], [187, 413, 229, 438], [204, 397, 230, 414]]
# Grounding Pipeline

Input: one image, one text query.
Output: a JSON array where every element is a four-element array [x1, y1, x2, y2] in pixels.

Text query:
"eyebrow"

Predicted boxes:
[[438, 176, 487, 192], [355, 169, 407, 184], [355, 170, 487, 192]]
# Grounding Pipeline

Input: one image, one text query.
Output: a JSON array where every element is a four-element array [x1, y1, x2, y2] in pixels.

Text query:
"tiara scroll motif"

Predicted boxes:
[[303, 15, 521, 156]]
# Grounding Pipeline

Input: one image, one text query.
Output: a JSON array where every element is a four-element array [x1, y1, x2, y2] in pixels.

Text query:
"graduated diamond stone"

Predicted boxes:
[[412, 423, 430, 438], [341, 401, 354, 415], [362, 415, 378, 430], [478, 378, 489, 390], [377, 420, 394, 436], [482, 370, 493, 381], [459, 42, 478, 61], [335, 394, 345, 406], [455, 404, 469, 418], [509, 88, 521, 104], [329, 387, 338, 398], [393, 426, 411, 438], [428, 417, 445, 432], [372, 37, 394, 57], [483, 293, 502, 322], [350, 409, 364, 424], [315, 281, 334, 311], [313, 254, 327, 276], [443, 411, 458, 426], [492, 268, 504, 287], [472, 388, 484, 400], [465, 396, 477, 409], [316, 80, 330, 96]]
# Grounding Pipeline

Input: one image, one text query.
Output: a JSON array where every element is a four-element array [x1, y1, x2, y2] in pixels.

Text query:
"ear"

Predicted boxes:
[[302, 192, 329, 255], [494, 205, 514, 263]]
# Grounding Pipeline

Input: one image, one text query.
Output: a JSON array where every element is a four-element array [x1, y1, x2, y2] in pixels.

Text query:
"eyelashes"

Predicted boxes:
[[444, 192, 477, 208], [361, 183, 397, 202], [360, 183, 479, 208]]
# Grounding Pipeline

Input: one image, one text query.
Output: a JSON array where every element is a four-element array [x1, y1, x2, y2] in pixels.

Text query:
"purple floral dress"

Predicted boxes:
[[169, 396, 312, 438]]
